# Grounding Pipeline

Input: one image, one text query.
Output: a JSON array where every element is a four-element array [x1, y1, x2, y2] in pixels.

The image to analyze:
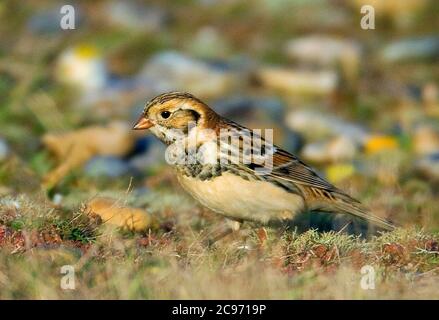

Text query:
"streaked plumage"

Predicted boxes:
[[134, 92, 395, 232]]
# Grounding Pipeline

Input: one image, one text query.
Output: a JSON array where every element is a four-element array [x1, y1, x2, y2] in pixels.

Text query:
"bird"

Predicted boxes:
[[133, 91, 395, 234]]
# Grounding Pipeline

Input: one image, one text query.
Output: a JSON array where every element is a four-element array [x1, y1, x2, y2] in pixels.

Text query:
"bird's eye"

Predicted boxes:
[[161, 111, 171, 119]]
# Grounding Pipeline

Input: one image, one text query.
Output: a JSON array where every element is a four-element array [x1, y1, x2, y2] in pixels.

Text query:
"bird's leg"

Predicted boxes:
[[204, 219, 241, 247]]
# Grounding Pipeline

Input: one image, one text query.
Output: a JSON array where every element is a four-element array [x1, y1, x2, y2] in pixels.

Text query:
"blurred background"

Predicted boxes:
[[1, 0, 439, 231]]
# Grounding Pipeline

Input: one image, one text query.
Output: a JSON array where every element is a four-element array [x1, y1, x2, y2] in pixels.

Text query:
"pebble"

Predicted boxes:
[[52, 193, 63, 206], [256, 67, 338, 96], [28, 6, 82, 34], [85, 156, 136, 178], [137, 51, 238, 99], [302, 136, 357, 163], [56, 44, 108, 92], [105, 1, 168, 31], [286, 110, 368, 144], [285, 35, 361, 79], [382, 37, 439, 63]]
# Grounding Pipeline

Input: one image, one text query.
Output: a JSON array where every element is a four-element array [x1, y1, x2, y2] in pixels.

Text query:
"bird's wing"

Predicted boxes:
[[270, 147, 339, 192], [218, 118, 343, 193], [217, 119, 394, 230]]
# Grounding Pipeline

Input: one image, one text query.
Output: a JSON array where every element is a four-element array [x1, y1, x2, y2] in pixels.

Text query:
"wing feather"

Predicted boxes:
[[217, 118, 395, 230]]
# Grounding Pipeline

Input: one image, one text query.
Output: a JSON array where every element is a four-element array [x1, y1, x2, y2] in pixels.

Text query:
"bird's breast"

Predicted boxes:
[[176, 170, 305, 224]]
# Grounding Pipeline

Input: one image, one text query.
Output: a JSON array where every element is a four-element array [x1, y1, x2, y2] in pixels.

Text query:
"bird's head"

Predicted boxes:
[[133, 92, 219, 144]]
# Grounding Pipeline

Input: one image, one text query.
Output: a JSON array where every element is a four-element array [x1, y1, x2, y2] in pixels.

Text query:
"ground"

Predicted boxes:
[[1, 179, 438, 299]]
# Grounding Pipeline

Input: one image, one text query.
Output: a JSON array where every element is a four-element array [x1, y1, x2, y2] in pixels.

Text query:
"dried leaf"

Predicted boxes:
[[86, 197, 154, 232], [42, 122, 135, 188]]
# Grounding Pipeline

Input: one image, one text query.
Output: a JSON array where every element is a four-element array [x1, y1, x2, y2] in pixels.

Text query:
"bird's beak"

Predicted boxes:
[[133, 116, 154, 130]]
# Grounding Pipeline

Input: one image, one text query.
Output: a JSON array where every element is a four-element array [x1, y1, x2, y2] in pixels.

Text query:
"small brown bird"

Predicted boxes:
[[133, 92, 394, 233]]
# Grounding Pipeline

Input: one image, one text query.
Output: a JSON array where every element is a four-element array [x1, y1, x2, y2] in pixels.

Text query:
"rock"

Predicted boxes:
[[302, 136, 357, 163], [327, 136, 358, 161], [364, 135, 399, 155], [85, 156, 136, 178], [0, 138, 9, 161], [382, 37, 439, 63], [56, 44, 108, 92], [301, 142, 328, 163], [285, 35, 361, 80], [86, 197, 155, 232], [413, 125, 439, 155], [105, 1, 167, 32], [256, 67, 338, 96], [137, 51, 238, 99], [52, 193, 63, 206], [286, 110, 368, 144], [27, 6, 82, 34]]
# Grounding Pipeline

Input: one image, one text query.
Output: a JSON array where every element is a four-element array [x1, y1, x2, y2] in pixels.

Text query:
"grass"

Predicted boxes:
[[0, 188, 438, 299]]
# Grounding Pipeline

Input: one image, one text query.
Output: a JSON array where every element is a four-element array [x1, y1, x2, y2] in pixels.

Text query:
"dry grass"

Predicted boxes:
[[1, 191, 438, 299]]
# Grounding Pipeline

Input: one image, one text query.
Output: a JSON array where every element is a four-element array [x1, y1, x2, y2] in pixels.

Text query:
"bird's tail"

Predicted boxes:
[[307, 188, 396, 231], [330, 199, 395, 231]]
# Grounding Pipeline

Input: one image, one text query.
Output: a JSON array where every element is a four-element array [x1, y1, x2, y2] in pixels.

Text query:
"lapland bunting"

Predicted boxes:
[[133, 92, 394, 233]]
